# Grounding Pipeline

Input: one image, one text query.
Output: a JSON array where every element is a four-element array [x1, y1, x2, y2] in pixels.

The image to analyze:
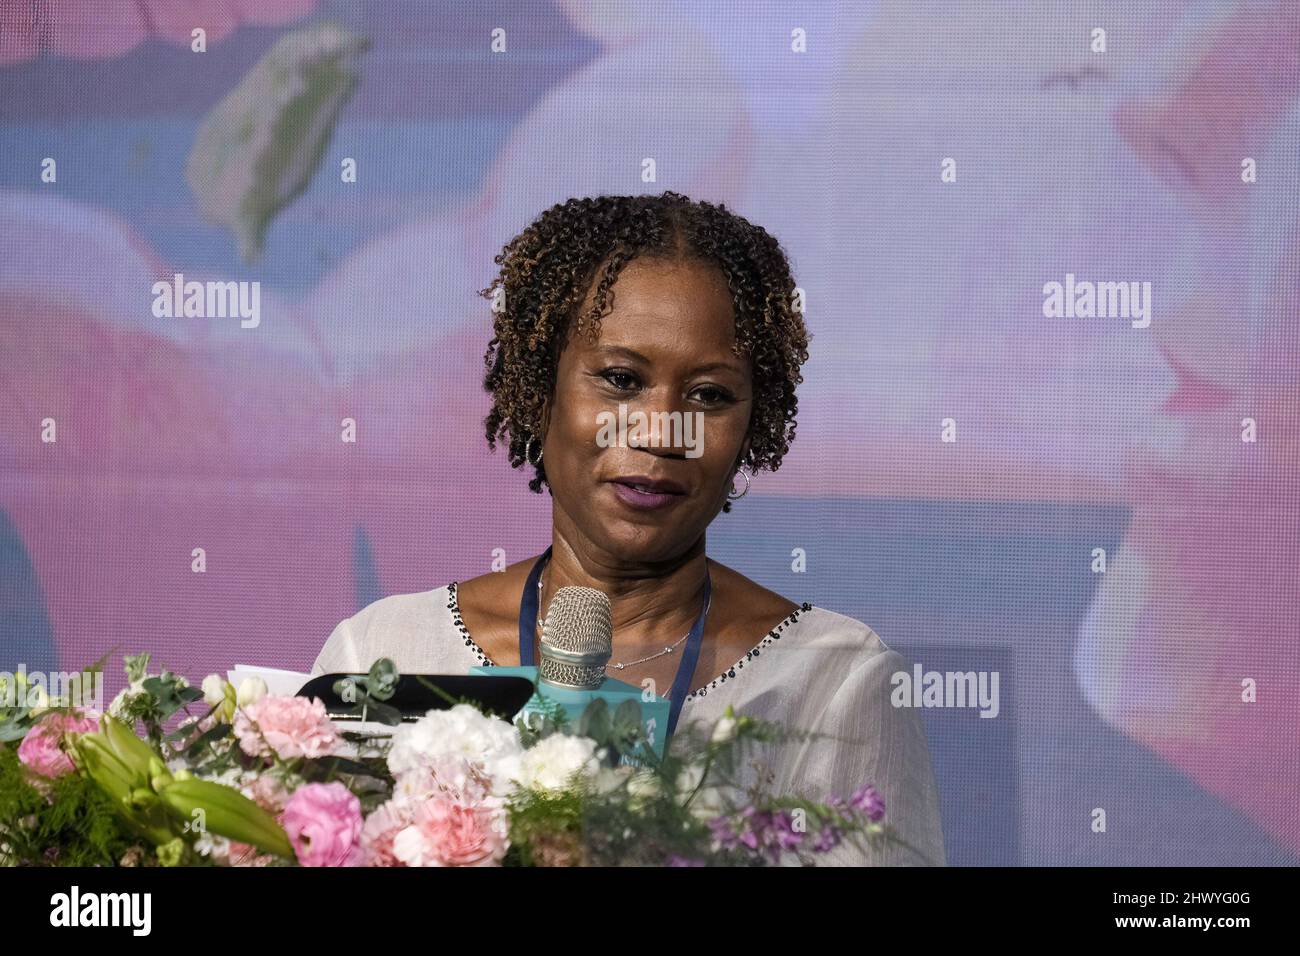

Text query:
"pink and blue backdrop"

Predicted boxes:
[[1, 0, 1297, 864]]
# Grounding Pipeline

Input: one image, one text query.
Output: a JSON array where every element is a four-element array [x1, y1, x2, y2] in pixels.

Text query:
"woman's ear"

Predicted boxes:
[[537, 400, 551, 441], [735, 434, 752, 471]]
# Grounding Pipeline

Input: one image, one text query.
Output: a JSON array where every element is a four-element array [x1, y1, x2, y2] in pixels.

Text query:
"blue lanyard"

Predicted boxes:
[[518, 545, 710, 736]]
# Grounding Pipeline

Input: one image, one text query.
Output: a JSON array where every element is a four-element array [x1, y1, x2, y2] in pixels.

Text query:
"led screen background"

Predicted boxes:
[[1, 0, 1297, 865]]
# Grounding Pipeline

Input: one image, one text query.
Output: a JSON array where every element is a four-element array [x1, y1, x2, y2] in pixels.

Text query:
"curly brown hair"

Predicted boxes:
[[477, 190, 810, 514]]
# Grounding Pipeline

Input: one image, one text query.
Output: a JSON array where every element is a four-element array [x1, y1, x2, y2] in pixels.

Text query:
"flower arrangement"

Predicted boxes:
[[0, 654, 904, 867]]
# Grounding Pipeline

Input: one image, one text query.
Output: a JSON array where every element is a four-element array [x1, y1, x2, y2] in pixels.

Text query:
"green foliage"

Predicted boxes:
[[505, 761, 755, 867], [332, 658, 402, 725], [116, 652, 204, 750], [574, 698, 650, 766], [0, 742, 149, 867], [0, 650, 112, 743], [514, 691, 570, 748], [503, 788, 586, 866]]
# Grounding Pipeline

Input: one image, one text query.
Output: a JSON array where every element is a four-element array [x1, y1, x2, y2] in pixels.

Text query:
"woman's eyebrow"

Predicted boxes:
[[595, 344, 745, 376], [594, 345, 650, 364]]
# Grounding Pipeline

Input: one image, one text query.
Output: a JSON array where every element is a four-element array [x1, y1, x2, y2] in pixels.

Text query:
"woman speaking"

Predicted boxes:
[[313, 191, 945, 866]]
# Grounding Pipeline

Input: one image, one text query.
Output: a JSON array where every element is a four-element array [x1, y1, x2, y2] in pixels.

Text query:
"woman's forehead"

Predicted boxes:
[[579, 259, 735, 335], [577, 301, 741, 360], [580, 255, 730, 307]]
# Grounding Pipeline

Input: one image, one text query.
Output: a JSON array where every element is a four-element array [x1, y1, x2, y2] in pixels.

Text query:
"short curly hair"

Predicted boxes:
[[477, 190, 810, 514]]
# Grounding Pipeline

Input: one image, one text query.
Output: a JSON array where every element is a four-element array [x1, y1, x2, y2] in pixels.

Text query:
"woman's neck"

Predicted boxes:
[[540, 525, 710, 650]]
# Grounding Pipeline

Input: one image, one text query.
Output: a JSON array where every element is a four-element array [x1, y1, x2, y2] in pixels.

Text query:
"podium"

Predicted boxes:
[[469, 665, 670, 760]]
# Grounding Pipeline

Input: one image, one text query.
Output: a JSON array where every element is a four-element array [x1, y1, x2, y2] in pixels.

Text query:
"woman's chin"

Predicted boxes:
[[594, 523, 699, 562]]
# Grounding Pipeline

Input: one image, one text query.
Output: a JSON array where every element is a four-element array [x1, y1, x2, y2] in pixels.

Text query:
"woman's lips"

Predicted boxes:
[[608, 480, 686, 510]]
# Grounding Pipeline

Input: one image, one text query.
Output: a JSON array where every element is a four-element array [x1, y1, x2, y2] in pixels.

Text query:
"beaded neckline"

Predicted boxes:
[[444, 580, 813, 701]]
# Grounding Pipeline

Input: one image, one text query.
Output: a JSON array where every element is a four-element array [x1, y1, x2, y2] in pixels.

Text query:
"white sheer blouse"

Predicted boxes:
[[311, 581, 946, 867]]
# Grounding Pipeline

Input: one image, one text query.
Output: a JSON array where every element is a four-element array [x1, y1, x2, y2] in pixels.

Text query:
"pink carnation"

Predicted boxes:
[[281, 782, 363, 867], [244, 773, 293, 815], [17, 709, 101, 779], [233, 696, 337, 761], [360, 799, 416, 867], [220, 841, 277, 868], [391, 798, 509, 867]]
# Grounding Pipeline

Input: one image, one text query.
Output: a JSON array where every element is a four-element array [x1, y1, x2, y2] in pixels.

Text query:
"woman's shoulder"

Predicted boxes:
[[721, 602, 896, 686], [341, 584, 457, 635], [312, 582, 473, 676], [796, 603, 893, 658], [682, 561, 896, 705]]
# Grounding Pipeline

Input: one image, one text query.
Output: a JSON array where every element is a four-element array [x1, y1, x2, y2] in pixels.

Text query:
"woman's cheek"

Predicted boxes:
[[703, 414, 745, 465], [558, 396, 603, 451]]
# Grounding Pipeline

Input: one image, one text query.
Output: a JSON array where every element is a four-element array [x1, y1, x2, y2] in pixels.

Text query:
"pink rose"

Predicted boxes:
[[281, 782, 363, 867], [391, 798, 508, 868], [233, 696, 338, 761], [17, 709, 101, 779]]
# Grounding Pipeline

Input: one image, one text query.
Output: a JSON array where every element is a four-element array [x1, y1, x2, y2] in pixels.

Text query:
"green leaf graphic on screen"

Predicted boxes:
[[186, 21, 370, 263]]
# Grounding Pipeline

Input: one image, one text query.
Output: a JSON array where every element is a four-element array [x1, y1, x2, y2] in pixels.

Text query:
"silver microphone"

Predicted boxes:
[[538, 586, 613, 690]]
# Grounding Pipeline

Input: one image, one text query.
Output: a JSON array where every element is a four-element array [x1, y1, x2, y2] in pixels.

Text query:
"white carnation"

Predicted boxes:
[[388, 704, 523, 797], [513, 734, 601, 792]]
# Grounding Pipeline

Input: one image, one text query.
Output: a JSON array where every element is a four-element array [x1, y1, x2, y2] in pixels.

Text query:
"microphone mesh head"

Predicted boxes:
[[539, 586, 612, 690]]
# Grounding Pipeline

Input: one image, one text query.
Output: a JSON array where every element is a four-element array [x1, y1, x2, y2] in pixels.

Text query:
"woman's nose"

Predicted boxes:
[[623, 398, 696, 457]]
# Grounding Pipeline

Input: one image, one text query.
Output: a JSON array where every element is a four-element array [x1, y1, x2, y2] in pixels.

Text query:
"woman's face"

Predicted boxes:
[[542, 256, 753, 562]]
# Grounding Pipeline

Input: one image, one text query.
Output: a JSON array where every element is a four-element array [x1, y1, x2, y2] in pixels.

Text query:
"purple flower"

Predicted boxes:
[[708, 815, 740, 851], [850, 784, 886, 822], [812, 824, 843, 853], [772, 810, 805, 851], [738, 806, 774, 851]]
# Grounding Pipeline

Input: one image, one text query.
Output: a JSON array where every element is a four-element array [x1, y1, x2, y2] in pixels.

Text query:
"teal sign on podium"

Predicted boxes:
[[470, 665, 670, 761]]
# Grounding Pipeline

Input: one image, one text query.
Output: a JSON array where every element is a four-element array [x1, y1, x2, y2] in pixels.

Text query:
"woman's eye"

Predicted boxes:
[[601, 369, 638, 391], [693, 386, 731, 406]]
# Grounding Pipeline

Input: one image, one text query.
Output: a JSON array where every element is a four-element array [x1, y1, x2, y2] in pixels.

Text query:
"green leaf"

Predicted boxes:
[[185, 21, 370, 263], [579, 698, 611, 742], [182, 722, 232, 759], [0, 719, 33, 743], [101, 715, 163, 777], [613, 700, 642, 735], [366, 658, 398, 700], [123, 653, 151, 684], [158, 778, 294, 860]]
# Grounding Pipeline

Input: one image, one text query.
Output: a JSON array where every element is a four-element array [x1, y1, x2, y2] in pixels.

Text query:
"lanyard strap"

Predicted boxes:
[[517, 545, 552, 668], [518, 546, 710, 736]]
